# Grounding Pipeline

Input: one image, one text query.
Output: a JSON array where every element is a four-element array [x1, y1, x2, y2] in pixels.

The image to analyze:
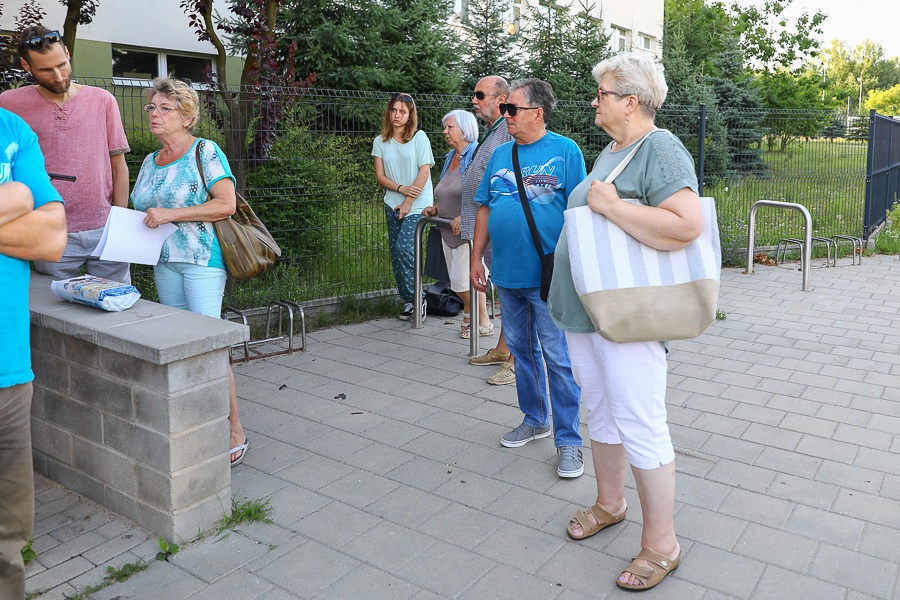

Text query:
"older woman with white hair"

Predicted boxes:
[[423, 109, 493, 338], [548, 52, 704, 591]]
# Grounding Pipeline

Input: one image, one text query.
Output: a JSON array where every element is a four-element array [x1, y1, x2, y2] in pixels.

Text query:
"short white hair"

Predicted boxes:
[[592, 52, 668, 119], [442, 109, 479, 143]]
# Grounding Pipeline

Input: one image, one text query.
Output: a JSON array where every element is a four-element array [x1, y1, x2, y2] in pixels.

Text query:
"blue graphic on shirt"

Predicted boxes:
[[491, 156, 562, 205]]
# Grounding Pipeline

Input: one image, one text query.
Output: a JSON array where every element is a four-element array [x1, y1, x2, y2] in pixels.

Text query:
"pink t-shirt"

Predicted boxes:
[[0, 85, 129, 232]]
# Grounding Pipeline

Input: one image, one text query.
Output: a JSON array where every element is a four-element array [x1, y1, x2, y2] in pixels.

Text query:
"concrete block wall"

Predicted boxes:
[[27, 274, 250, 542]]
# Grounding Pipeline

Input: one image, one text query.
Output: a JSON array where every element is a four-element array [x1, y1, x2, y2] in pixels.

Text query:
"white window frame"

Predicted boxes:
[[638, 33, 653, 52], [111, 46, 216, 88], [611, 26, 629, 53]]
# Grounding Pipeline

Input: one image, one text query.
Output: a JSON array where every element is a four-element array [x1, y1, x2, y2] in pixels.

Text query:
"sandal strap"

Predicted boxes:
[[621, 548, 680, 584]]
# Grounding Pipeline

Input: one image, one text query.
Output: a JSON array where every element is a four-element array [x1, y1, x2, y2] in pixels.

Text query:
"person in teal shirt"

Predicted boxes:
[[372, 93, 435, 321], [0, 106, 67, 600]]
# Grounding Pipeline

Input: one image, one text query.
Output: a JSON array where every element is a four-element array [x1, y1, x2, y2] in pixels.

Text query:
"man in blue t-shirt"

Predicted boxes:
[[471, 78, 587, 479], [0, 107, 66, 598]]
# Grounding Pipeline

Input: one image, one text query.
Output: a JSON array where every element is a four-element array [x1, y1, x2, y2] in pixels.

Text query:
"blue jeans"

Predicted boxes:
[[497, 286, 582, 447], [385, 205, 423, 303]]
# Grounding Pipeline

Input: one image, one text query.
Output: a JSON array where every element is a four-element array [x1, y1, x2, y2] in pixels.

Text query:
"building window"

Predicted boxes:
[[638, 33, 653, 52], [507, 0, 525, 34], [166, 54, 212, 83], [112, 48, 158, 79], [112, 46, 213, 84], [611, 26, 629, 53], [454, 0, 468, 20]]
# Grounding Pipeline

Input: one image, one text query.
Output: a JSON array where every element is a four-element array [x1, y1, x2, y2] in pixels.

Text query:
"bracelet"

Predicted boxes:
[[396, 183, 402, 193]]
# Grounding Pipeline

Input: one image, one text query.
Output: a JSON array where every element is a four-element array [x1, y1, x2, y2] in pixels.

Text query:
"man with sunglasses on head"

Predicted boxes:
[[461, 76, 518, 386], [0, 25, 131, 283], [471, 78, 587, 479]]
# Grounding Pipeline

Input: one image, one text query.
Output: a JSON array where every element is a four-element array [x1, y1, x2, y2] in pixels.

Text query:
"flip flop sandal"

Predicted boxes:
[[229, 438, 249, 468], [616, 547, 681, 592], [566, 503, 626, 540]]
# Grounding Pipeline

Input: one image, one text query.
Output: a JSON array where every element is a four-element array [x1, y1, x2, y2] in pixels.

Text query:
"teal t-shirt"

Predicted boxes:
[[371, 129, 435, 215], [131, 138, 234, 269], [548, 130, 699, 333], [0, 108, 64, 387], [473, 131, 586, 289]]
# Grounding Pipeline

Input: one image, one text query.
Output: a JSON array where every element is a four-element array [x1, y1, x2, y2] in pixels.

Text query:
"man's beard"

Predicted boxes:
[[42, 74, 71, 95]]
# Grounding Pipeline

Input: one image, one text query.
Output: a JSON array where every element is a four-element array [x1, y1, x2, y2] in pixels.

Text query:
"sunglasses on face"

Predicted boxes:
[[25, 30, 62, 49], [499, 103, 540, 117], [473, 91, 495, 100], [143, 103, 177, 115], [391, 93, 413, 103]]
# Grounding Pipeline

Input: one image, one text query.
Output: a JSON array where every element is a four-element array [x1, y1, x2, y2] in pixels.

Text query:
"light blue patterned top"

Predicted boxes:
[[131, 138, 234, 268]]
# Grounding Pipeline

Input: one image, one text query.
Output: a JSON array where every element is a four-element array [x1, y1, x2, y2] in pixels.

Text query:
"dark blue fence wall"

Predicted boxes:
[[865, 111, 900, 236]]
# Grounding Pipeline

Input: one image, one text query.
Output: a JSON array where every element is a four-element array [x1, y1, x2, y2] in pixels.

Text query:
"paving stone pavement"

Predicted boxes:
[[24, 254, 900, 600]]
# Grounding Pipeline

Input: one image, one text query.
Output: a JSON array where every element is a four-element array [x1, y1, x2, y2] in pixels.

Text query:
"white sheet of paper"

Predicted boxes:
[[92, 206, 178, 265]]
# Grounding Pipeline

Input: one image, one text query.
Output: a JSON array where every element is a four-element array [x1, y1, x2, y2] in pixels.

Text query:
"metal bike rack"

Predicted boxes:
[[222, 300, 307, 363], [414, 216, 481, 357], [776, 236, 836, 267], [746, 200, 812, 291], [832, 235, 863, 265]]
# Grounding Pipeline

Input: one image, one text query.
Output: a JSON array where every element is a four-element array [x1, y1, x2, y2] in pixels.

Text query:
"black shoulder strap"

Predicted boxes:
[[511, 144, 546, 262]]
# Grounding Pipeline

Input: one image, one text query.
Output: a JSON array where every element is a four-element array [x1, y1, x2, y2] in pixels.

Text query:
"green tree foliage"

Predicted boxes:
[[519, 0, 611, 102], [729, 0, 826, 72], [662, 0, 732, 77], [460, 0, 521, 90], [819, 39, 900, 112], [705, 40, 766, 173], [866, 85, 900, 115], [756, 69, 830, 150], [283, 0, 463, 94]]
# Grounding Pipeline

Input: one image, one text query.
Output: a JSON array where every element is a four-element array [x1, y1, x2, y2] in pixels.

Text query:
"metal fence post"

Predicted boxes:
[[698, 104, 706, 197]]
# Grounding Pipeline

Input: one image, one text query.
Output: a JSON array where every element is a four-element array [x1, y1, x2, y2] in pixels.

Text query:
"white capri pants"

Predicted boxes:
[[565, 331, 674, 470]]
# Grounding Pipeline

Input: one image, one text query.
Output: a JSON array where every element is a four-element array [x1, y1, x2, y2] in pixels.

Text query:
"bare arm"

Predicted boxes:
[[0, 181, 34, 227], [142, 177, 236, 229], [470, 204, 490, 292], [373, 157, 424, 204], [110, 153, 129, 208], [397, 164, 432, 219], [586, 184, 703, 251], [0, 196, 67, 261]]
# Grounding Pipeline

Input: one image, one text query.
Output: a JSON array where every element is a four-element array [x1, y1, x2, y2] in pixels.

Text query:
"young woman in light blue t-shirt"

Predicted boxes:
[[372, 93, 434, 321]]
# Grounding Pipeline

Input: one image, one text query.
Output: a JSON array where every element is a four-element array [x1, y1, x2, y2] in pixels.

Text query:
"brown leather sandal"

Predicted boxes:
[[566, 503, 626, 540], [616, 547, 681, 592]]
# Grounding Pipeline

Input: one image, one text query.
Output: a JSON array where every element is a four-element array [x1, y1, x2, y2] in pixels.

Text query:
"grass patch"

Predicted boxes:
[[104, 560, 149, 582], [217, 496, 273, 538], [709, 139, 868, 266]]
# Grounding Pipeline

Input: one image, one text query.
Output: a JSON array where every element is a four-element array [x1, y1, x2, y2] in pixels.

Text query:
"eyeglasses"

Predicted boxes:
[[499, 103, 540, 117], [596, 88, 625, 100], [24, 30, 62, 49], [143, 103, 177, 115], [473, 91, 497, 100], [391, 93, 413, 103]]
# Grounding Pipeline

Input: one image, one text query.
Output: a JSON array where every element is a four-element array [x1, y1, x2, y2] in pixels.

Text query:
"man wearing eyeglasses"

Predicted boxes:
[[471, 78, 587, 479], [0, 106, 67, 600], [0, 25, 131, 284], [460, 76, 518, 386]]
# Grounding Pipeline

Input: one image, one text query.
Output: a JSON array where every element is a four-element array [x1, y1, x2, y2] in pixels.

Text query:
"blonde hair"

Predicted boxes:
[[144, 77, 201, 131], [380, 93, 418, 143], [591, 52, 668, 119]]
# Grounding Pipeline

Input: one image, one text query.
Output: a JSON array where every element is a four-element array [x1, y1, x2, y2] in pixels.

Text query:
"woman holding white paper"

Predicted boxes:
[[131, 77, 249, 468], [547, 53, 703, 592]]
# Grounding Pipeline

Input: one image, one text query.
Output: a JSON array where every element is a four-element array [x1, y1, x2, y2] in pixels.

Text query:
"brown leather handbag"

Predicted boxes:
[[195, 142, 281, 281]]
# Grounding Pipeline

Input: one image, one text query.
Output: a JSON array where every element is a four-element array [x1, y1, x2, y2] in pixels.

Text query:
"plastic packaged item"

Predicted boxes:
[[50, 275, 141, 312]]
